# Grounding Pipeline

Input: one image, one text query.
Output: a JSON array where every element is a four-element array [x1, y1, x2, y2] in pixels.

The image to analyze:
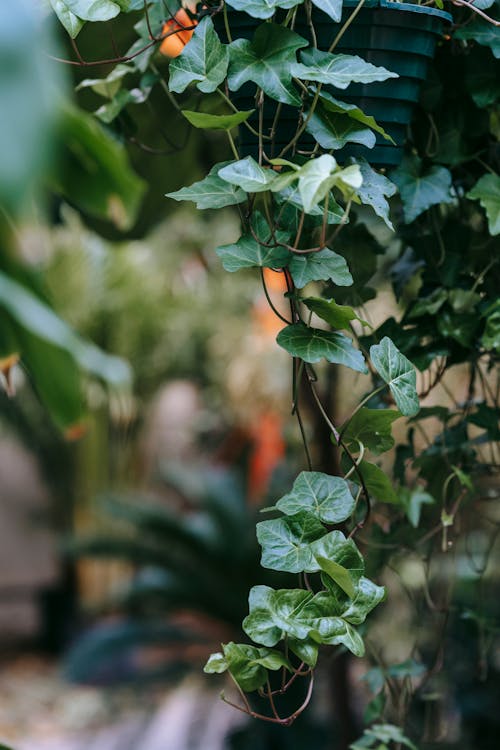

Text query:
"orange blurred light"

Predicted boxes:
[[159, 5, 198, 58]]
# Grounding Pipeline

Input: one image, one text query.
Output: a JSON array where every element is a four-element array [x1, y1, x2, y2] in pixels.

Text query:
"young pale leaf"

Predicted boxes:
[[218, 156, 277, 193], [166, 163, 247, 209], [370, 337, 419, 416], [169, 17, 229, 94], [277, 323, 367, 373], [303, 297, 369, 330], [228, 24, 308, 105], [342, 408, 401, 455], [311, 0, 343, 21], [467, 173, 500, 235], [275, 185, 345, 222], [291, 48, 398, 89], [289, 249, 353, 288], [297, 154, 338, 212], [400, 488, 435, 528], [76, 64, 133, 98], [50, 0, 85, 37], [256, 511, 326, 573], [60, 0, 121, 22], [355, 158, 397, 229], [276, 471, 356, 524], [391, 154, 454, 224], [181, 109, 254, 130], [226, 0, 302, 18], [203, 652, 227, 674]]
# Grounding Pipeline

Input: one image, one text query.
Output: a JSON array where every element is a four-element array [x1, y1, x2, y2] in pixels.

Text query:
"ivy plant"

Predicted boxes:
[[42, 0, 500, 745]]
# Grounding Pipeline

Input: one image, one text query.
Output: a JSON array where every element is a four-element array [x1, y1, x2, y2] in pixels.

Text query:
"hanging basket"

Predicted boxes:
[[215, 0, 452, 166]]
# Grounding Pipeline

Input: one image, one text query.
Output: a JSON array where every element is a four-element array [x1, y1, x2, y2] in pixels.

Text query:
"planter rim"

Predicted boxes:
[[343, 0, 452, 24]]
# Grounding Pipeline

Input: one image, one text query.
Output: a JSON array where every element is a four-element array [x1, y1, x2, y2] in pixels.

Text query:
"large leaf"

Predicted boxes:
[[243, 586, 316, 645], [370, 337, 419, 417], [319, 92, 393, 141], [455, 20, 500, 59], [166, 162, 247, 209], [391, 155, 454, 223], [256, 511, 326, 573], [59, 0, 121, 23], [305, 106, 376, 151], [355, 158, 397, 229], [292, 48, 397, 89], [303, 297, 369, 330], [342, 408, 401, 455], [311, 0, 343, 21], [181, 109, 254, 130], [297, 154, 344, 211], [352, 460, 399, 505], [1, 1, 65, 211], [169, 17, 229, 94], [467, 174, 500, 235], [216, 235, 288, 271], [328, 577, 386, 625], [275, 471, 356, 524], [277, 323, 367, 373], [226, 0, 302, 18], [289, 248, 353, 287], [50, 0, 84, 37], [310, 531, 364, 585], [218, 156, 277, 193], [53, 107, 146, 230], [228, 24, 308, 105]]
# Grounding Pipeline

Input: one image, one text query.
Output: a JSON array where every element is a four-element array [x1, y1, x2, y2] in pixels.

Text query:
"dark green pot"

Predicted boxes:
[[215, 0, 451, 166]]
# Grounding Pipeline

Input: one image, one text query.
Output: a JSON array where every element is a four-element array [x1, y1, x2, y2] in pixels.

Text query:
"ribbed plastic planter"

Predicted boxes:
[[215, 0, 452, 166]]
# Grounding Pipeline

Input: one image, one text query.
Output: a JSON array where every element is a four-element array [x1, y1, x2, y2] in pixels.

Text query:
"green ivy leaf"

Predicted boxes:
[[181, 109, 254, 130], [169, 17, 229, 94], [311, 0, 343, 21], [315, 557, 356, 598], [216, 213, 290, 271], [355, 158, 397, 230], [166, 162, 247, 209], [292, 48, 398, 89], [455, 20, 500, 59], [399, 488, 435, 528], [228, 24, 308, 105], [353, 460, 399, 505], [220, 642, 268, 691], [275, 471, 356, 523], [50, 0, 85, 37], [289, 249, 353, 288], [218, 156, 277, 193], [226, 0, 302, 18], [243, 585, 316, 645], [335, 577, 386, 625], [467, 173, 500, 235], [391, 155, 454, 224], [256, 511, 326, 573], [76, 64, 133, 98], [310, 530, 364, 585], [319, 92, 394, 142], [287, 637, 319, 667], [303, 297, 369, 331], [277, 323, 367, 373], [370, 337, 419, 417], [342, 408, 401, 456], [58, 0, 121, 23], [274, 185, 345, 222], [305, 106, 376, 151], [204, 651, 227, 674]]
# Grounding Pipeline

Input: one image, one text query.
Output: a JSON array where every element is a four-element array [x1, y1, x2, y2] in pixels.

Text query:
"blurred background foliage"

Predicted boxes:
[[0, 2, 498, 750]]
